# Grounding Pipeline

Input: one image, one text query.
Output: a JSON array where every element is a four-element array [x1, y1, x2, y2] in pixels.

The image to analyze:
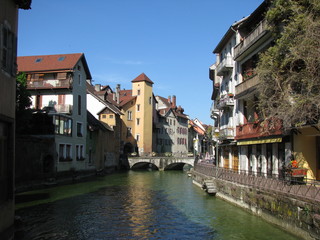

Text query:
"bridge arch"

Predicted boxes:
[[131, 162, 159, 170], [128, 157, 194, 171]]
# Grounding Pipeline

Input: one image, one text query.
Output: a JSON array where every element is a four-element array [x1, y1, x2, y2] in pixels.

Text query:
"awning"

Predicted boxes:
[[237, 137, 282, 146]]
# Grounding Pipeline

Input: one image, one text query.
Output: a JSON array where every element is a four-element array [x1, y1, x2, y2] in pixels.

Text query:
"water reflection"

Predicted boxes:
[[15, 171, 299, 240]]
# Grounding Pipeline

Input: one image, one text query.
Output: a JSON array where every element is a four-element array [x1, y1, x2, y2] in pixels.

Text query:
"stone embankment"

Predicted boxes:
[[191, 163, 320, 240]]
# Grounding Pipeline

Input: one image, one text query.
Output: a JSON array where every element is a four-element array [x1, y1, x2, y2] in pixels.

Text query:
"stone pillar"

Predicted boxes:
[[272, 143, 279, 177], [261, 144, 267, 177], [240, 146, 248, 172], [252, 145, 257, 176], [220, 147, 224, 168]]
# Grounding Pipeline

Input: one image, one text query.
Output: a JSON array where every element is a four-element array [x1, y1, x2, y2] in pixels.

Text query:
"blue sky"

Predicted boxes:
[[18, 0, 263, 124]]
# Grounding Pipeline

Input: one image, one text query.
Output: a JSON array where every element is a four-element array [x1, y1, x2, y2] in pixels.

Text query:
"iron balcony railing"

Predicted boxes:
[[54, 104, 73, 114], [27, 79, 72, 89], [194, 163, 320, 203]]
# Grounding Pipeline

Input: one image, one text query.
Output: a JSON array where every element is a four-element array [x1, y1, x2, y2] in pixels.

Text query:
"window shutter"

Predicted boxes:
[[57, 72, 67, 80]]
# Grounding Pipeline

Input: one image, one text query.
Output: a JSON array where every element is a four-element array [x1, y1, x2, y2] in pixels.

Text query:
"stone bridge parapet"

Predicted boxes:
[[128, 157, 195, 170]]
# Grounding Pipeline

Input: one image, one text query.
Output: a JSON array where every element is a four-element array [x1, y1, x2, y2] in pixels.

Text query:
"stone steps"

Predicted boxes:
[[203, 179, 217, 195]]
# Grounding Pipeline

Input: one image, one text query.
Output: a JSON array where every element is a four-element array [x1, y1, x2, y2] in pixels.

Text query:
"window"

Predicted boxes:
[[59, 144, 72, 161], [76, 145, 79, 159], [1, 24, 16, 76], [89, 149, 92, 164], [78, 75, 81, 85], [58, 56, 65, 61], [66, 144, 72, 159], [54, 115, 72, 136], [102, 115, 106, 119], [137, 104, 140, 112], [77, 122, 83, 137], [137, 118, 140, 125], [149, 97, 152, 105], [136, 134, 140, 142], [127, 111, 132, 121], [109, 115, 114, 119], [137, 89, 141, 95], [78, 95, 81, 115], [57, 72, 67, 80], [76, 145, 84, 160]]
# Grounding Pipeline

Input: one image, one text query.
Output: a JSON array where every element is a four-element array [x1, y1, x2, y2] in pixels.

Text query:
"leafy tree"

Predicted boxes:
[[16, 72, 32, 133], [256, 0, 320, 129]]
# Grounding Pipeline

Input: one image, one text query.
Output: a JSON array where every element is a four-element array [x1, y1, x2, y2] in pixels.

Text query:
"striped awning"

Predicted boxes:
[[237, 137, 282, 146]]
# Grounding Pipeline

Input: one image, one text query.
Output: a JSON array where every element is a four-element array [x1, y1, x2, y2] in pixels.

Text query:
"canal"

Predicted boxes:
[[15, 171, 299, 240]]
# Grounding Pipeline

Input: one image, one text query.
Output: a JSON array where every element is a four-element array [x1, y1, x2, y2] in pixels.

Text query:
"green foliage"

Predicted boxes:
[[16, 72, 32, 134], [257, 0, 320, 129], [16, 72, 31, 111]]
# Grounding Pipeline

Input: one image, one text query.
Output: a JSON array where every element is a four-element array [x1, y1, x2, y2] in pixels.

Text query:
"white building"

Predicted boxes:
[[17, 53, 93, 172]]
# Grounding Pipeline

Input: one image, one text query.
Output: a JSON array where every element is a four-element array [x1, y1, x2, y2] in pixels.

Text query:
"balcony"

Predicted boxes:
[[54, 104, 73, 114], [27, 79, 72, 90], [217, 95, 234, 109], [216, 56, 233, 76], [235, 75, 259, 99], [219, 127, 234, 140], [235, 119, 282, 140], [210, 102, 219, 119], [234, 20, 270, 60]]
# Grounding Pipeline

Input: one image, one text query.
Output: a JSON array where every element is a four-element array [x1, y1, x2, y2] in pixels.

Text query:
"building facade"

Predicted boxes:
[[17, 53, 92, 173], [155, 95, 189, 156], [0, 1, 31, 239], [86, 83, 123, 170], [210, 0, 319, 181]]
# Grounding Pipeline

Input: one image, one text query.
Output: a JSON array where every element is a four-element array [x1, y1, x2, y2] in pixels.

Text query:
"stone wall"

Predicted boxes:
[[191, 170, 320, 240]]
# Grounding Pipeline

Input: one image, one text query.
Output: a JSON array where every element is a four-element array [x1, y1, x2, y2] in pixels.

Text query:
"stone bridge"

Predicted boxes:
[[128, 157, 195, 170]]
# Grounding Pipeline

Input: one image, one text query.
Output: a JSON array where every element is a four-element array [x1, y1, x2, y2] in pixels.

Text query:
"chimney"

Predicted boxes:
[[172, 95, 176, 108], [94, 84, 101, 92], [116, 84, 120, 104]]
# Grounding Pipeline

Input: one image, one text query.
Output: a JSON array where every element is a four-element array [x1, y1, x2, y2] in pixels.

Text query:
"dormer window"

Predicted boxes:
[[58, 56, 65, 61], [35, 58, 42, 63]]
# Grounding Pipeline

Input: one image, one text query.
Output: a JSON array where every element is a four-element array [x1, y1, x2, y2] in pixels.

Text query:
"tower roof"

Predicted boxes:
[[131, 73, 154, 84]]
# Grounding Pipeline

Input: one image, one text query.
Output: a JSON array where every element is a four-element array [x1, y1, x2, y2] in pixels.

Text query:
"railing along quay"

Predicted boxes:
[[194, 163, 320, 203]]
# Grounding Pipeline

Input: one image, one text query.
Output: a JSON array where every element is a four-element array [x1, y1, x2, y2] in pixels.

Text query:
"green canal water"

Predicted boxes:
[[15, 171, 299, 240]]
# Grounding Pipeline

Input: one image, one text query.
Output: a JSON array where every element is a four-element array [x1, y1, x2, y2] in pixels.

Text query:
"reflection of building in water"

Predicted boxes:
[[125, 175, 155, 238]]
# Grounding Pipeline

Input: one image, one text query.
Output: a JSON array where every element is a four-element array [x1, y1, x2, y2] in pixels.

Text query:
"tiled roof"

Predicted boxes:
[[86, 82, 122, 115], [131, 73, 154, 84], [189, 120, 205, 135], [119, 96, 136, 107], [157, 95, 171, 108], [17, 53, 92, 79]]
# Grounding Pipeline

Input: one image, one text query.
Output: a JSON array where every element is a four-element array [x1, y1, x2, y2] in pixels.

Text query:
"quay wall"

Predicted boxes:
[[191, 170, 320, 240]]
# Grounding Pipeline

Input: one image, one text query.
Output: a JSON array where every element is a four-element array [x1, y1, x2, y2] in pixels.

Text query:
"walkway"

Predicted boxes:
[[194, 163, 320, 203]]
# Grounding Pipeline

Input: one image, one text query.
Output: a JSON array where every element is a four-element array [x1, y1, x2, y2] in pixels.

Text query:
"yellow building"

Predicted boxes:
[[293, 126, 320, 181], [117, 73, 154, 156]]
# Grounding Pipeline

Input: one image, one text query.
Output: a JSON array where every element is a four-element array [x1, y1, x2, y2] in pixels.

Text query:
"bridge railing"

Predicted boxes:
[[194, 163, 320, 203]]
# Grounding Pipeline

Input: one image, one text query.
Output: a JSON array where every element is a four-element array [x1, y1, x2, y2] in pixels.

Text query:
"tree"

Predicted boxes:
[[256, 0, 320, 129], [16, 72, 32, 133]]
